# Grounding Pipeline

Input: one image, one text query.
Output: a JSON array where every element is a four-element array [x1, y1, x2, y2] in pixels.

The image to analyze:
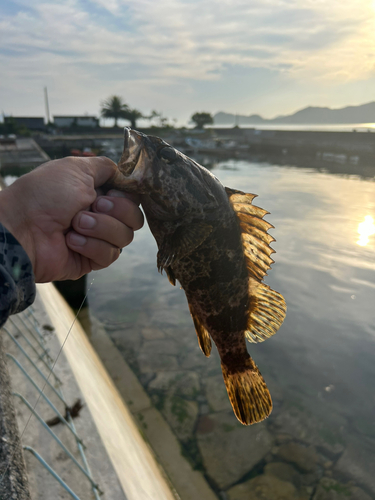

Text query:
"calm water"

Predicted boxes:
[[88, 156, 375, 499]]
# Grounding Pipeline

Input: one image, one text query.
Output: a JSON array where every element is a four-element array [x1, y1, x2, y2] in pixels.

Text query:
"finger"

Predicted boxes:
[[66, 231, 121, 269], [92, 195, 144, 230], [72, 211, 134, 248], [106, 189, 141, 206]]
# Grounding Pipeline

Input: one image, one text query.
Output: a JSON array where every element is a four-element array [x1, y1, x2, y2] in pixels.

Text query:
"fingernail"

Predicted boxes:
[[79, 214, 96, 229], [97, 198, 114, 213], [70, 233, 87, 246]]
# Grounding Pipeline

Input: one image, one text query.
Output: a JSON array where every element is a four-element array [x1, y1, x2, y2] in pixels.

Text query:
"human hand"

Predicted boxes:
[[0, 156, 144, 282]]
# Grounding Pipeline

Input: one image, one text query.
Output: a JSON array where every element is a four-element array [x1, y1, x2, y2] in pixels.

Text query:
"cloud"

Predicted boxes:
[[1, 0, 375, 118]]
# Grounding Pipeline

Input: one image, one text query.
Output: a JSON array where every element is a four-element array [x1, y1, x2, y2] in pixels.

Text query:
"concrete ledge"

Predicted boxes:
[[37, 283, 176, 500], [86, 314, 218, 500]]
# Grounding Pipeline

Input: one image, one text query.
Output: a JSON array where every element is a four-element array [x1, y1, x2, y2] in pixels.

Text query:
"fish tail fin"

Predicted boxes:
[[221, 357, 272, 425]]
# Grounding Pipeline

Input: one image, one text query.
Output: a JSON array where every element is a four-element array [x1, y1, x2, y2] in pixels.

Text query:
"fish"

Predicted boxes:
[[109, 128, 286, 425]]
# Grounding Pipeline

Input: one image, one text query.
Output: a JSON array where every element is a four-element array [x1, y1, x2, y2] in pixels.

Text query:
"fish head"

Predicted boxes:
[[117, 128, 224, 220]]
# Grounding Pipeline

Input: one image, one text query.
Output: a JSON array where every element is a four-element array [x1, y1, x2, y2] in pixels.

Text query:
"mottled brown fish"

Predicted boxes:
[[110, 128, 286, 425]]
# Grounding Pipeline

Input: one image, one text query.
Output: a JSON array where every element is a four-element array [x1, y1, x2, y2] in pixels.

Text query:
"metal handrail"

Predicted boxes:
[[2, 308, 103, 499]]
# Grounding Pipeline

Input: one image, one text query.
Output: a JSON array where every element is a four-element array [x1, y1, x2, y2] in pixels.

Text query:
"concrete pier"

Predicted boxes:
[[0, 138, 50, 175]]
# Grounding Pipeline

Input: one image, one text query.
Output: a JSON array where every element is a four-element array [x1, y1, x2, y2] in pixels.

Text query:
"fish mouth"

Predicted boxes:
[[118, 128, 143, 176]]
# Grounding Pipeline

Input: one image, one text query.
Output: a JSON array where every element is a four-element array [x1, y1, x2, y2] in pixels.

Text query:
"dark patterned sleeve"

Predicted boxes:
[[0, 224, 36, 327]]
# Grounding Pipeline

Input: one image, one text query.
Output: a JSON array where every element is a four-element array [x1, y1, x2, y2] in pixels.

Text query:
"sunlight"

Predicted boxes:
[[357, 215, 375, 246]]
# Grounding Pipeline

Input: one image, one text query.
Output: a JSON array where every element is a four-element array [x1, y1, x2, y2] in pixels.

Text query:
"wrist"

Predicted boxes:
[[0, 183, 36, 269]]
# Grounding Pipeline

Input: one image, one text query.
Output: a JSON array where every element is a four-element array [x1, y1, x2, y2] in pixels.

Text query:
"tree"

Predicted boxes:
[[100, 95, 129, 127], [122, 108, 143, 129], [191, 112, 213, 129], [147, 110, 175, 129]]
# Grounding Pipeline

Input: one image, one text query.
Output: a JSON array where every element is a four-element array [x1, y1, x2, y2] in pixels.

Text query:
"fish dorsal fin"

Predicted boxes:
[[225, 186, 286, 343], [225, 186, 274, 281], [188, 302, 212, 357]]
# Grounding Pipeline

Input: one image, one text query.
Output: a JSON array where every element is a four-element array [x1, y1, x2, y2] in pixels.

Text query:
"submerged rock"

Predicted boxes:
[[141, 326, 166, 340], [204, 375, 231, 412], [196, 412, 273, 489], [148, 371, 200, 398], [264, 462, 302, 486], [334, 437, 375, 496], [227, 474, 301, 500], [276, 442, 319, 473], [137, 341, 180, 373], [270, 406, 346, 456], [162, 395, 198, 440], [313, 477, 372, 500]]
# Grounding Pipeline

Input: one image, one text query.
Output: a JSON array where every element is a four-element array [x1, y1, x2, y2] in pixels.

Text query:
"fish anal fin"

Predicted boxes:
[[188, 303, 212, 357], [246, 279, 287, 343], [157, 222, 213, 271], [221, 358, 272, 425]]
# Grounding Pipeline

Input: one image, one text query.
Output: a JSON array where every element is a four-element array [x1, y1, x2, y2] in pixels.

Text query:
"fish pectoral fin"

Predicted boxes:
[[221, 357, 272, 425], [157, 222, 213, 271], [188, 303, 212, 357], [246, 279, 286, 343]]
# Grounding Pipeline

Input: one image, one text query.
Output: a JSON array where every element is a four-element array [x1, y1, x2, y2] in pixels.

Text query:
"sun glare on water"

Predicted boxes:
[[357, 215, 375, 246]]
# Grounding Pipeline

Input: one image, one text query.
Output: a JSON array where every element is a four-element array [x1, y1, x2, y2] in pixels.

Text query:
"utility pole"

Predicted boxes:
[[44, 87, 50, 125]]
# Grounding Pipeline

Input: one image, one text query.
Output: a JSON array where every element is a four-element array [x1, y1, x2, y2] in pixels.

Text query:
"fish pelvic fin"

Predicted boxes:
[[165, 266, 176, 286], [188, 303, 212, 357], [221, 357, 272, 425], [246, 279, 287, 343]]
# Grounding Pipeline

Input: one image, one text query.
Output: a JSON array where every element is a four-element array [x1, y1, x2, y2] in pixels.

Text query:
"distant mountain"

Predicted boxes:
[[214, 102, 375, 125]]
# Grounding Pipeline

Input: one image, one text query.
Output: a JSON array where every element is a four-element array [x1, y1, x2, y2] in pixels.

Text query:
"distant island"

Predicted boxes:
[[214, 101, 375, 125]]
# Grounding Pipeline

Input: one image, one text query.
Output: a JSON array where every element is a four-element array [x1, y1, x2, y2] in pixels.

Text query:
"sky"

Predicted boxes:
[[1, 0, 375, 125]]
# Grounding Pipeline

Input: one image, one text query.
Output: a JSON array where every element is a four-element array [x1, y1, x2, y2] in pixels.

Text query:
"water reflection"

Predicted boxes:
[[357, 215, 375, 246], [88, 157, 375, 499]]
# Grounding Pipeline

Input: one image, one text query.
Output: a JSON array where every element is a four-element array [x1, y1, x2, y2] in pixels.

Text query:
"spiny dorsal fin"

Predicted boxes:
[[225, 186, 286, 343], [225, 186, 274, 281], [188, 303, 212, 357]]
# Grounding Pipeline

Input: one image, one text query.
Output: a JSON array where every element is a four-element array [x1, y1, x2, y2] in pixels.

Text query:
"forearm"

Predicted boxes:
[[0, 224, 36, 327]]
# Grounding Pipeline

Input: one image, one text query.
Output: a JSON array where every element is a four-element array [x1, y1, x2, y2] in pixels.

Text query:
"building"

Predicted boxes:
[[4, 117, 46, 131], [53, 116, 99, 128]]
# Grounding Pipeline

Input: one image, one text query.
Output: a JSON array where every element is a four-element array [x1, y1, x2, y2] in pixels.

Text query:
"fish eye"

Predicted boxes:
[[158, 147, 178, 163]]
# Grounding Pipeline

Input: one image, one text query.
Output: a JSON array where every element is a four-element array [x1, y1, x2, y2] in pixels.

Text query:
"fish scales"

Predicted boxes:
[[109, 128, 286, 425]]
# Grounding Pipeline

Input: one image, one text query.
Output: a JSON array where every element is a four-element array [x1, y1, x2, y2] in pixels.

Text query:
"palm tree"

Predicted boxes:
[[100, 95, 129, 127], [122, 108, 143, 129]]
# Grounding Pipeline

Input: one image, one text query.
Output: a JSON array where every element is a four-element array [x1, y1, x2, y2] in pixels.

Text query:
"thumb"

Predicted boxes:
[[78, 156, 118, 188]]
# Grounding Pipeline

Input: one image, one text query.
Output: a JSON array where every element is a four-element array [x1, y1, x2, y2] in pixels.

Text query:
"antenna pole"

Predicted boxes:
[[44, 87, 50, 125]]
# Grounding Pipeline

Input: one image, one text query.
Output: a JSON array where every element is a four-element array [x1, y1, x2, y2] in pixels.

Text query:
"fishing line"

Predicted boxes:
[[0, 276, 95, 485]]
